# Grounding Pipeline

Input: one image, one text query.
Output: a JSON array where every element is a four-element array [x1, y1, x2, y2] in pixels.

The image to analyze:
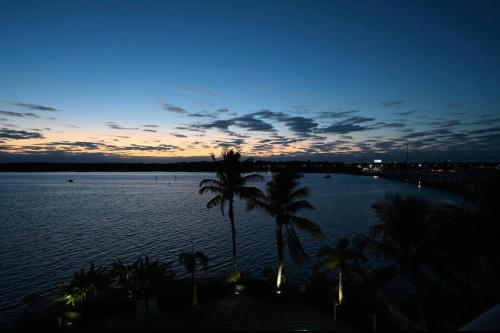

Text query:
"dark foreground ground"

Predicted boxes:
[[73, 296, 352, 331]]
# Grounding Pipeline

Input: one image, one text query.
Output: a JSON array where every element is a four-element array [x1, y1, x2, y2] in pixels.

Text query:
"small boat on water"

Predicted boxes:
[[324, 174, 331, 178], [67, 179, 74, 183]]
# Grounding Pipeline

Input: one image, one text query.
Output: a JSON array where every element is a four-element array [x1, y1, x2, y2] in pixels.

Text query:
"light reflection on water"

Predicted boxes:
[[0, 172, 464, 322]]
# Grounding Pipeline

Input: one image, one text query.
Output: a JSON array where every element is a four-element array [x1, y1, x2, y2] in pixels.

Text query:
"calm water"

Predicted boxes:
[[0, 172, 464, 322]]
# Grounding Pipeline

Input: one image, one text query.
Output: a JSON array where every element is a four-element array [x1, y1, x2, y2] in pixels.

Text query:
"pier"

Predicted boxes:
[[379, 171, 483, 195]]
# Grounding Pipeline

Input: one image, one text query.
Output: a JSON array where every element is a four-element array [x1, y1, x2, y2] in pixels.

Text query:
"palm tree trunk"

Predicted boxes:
[[338, 269, 344, 305], [191, 271, 198, 306], [276, 223, 285, 292], [413, 275, 427, 329], [228, 200, 238, 273]]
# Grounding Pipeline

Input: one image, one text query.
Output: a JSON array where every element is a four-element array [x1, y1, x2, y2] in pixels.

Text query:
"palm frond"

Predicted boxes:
[[241, 173, 265, 184], [235, 186, 264, 201], [285, 226, 308, 264], [289, 215, 322, 239], [287, 200, 314, 213], [289, 187, 311, 201], [206, 195, 223, 209], [199, 185, 223, 195], [199, 179, 223, 188]]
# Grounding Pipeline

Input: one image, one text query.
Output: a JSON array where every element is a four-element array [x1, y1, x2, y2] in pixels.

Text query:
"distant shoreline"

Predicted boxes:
[[0, 161, 497, 173], [0, 161, 364, 174]]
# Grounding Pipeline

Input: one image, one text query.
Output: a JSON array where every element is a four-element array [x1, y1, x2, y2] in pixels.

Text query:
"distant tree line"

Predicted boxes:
[[0, 161, 362, 173], [0, 160, 497, 173]]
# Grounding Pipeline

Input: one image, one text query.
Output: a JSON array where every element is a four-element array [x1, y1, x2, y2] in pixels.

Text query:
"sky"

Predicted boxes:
[[0, 0, 499, 162]]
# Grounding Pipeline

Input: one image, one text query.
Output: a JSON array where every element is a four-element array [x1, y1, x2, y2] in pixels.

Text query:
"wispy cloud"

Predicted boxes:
[[316, 110, 359, 119], [382, 100, 405, 108], [0, 110, 40, 118], [170, 133, 188, 138], [318, 116, 375, 134], [106, 122, 139, 130], [163, 103, 188, 114], [0, 128, 44, 139], [12, 102, 60, 112], [396, 110, 417, 116], [176, 88, 217, 97]]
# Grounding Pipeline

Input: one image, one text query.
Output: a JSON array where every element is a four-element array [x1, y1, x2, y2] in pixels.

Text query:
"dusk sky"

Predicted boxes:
[[1, 0, 499, 162]]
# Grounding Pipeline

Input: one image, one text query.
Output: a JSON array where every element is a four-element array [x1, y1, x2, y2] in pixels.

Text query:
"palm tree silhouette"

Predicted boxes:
[[179, 248, 209, 306], [316, 238, 365, 305], [199, 149, 263, 281], [357, 193, 434, 328], [250, 171, 322, 293]]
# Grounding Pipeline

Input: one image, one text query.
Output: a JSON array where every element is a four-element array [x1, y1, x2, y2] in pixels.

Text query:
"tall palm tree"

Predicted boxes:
[[316, 238, 365, 305], [250, 171, 322, 293], [199, 149, 263, 280], [179, 248, 209, 306], [357, 193, 434, 328]]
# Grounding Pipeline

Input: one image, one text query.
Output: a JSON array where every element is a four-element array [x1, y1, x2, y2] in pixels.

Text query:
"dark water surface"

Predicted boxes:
[[0, 172, 464, 322]]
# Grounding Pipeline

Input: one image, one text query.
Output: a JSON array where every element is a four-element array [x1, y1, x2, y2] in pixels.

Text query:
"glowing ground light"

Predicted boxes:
[[338, 271, 344, 305], [234, 284, 245, 295], [276, 264, 284, 294]]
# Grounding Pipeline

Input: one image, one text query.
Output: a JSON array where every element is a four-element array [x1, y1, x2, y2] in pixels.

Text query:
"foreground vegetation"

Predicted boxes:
[[16, 150, 500, 331]]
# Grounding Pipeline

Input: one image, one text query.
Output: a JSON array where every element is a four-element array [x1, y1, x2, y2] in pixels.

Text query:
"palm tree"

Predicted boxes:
[[179, 248, 209, 306], [357, 193, 434, 328], [250, 171, 322, 293], [199, 148, 263, 281], [317, 238, 365, 305]]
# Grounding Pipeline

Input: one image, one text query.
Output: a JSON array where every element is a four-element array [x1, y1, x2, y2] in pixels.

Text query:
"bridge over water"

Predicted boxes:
[[379, 171, 484, 195]]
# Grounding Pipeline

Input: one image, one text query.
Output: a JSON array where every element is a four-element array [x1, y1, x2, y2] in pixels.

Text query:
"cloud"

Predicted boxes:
[[371, 122, 407, 129], [0, 111, 40, 118], [176, 88, 216, 97], [106, 122, 139, 130], [250, 110, 317, 136], [171, 133, 188, 138], [316, 110, 359, 119], [143, 129, 157, 133], [163, 103, 188, 114], [175, 126, 206, 133], [213, 138, 245, 149], [192, 114, 275, 133], [382, 100, 405, 108], [187, 112, 217, 119], [318, 116, 375, 134], [143, 124, 159, 128], [283, 116, 317, 136], [111, 144, 179, 152], [428, 120, 461, 128], [0, 128, 44, 139], [44, 141, 104, 150], [468, 126, 500, 135], [396, 110, 417, 116], [12, 103, 60, 112]]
